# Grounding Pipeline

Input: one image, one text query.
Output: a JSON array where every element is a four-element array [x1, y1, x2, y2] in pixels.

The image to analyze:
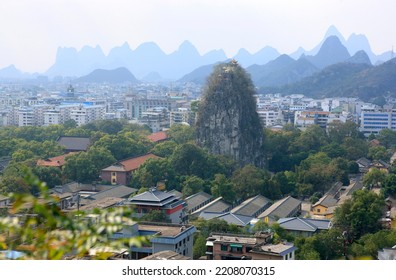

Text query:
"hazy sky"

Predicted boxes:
[[1, 0, 395, 73]]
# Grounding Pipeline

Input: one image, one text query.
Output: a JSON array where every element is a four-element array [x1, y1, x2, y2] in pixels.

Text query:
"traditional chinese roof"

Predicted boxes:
[[147, 131, 168, 142], [57, 136, 91, 151], [102, 153, 159, 172], [37, 152, 76, 167]]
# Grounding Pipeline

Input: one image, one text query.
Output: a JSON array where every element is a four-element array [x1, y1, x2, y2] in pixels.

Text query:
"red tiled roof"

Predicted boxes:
[[37, 152, 76, 167], [119, 153, 159, 172], [147, 131, 168, 142]]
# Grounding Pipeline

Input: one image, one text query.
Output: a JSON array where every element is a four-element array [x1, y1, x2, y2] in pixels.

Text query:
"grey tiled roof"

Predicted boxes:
[[78, 197, 124, 211], [231, 195, 271, 217], [167, 190, 183, 200], [53, 182, 113, 194], [305, 218, 332, 230], [131, 190, 173, 202], [191, 197, 231, 215], [356, 157, 371, 167], [213, 212, 255, 227], [313, 194, 338, 208], [346, 180, 363, 196], [87, 185, 137, 200], [258, 196, 301, 220], [57, 136, 90, 151], [278, 217, 331, 232], [253, 242, 296, 256], [198, 211, 223, 220], [129, 190, 180, 207], [185, 192, 213, 212]]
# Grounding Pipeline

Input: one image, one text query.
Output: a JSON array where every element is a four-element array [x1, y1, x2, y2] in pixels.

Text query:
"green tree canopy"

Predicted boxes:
[[363, 168, 387, 188], [334, 189, 385, 240], [327, 121, 362, 144], [181, 175, 205, 197], [349, 230, 396, 259], [382, 173, 396, 197], [231, 164, 270, 200], [167, 124, 195, 144], [93, 134, 149, 161], [210, 174, 235, 203], [151, 140, 178, 158]]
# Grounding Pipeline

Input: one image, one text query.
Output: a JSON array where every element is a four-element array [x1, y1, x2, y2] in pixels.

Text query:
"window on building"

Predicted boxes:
[[230, 246, 243, 253], [317, 209, 320, 213], [221, 244, 228, 251], [112, 172, 116, 176], [285, 254, 288, 260]]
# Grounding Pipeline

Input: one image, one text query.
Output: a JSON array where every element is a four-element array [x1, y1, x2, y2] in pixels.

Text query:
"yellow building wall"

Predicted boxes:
[[311, 205, 328, 215]]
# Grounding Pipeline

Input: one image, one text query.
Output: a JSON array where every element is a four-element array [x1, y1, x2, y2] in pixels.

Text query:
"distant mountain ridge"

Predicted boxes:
[[46, 40, 229, 80], [74, 67, 138, 84], [0, 65, 35, 80], [1, 25, 394, 82], [180, 36, 361, 88], [277, 58, 396, 101], [247, 55, 318, 88], [305, 36, 351, 69]]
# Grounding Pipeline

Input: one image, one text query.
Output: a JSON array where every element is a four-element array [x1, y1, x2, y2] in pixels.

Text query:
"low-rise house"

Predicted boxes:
[[146, 131, 169, 143], [85, 185, 137, 201], [50, 182, 120, 210], [37, 152, 75, 169], [185, 191, 213, 215], [206, 232, 295, 260], [231, 195, 272, 218], [258, 196, 302, 224], [100, 153, 159, 185], [369, 160, 390, 173], [390, 152, 396, 165], [378, 245, 396, 260], [277, 217, 332, 237], [113, 222, 196, 259], [311, 195, 338, 217], [126, 189, 187, 224], [57, 136, 90, 152], [141, 250, 191, 260], [0, 194, 10, 208], [369, 139, 380, 147], [52, 192, 73, 210], [249, 242, 296, 260], [78, 197, 125, 211], [356, 157, 372, 173], [190, 197, 232, 219], [199, 211, 257, 227]]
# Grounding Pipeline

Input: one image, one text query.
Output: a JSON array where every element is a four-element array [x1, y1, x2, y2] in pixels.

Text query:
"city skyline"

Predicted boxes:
[[1, 0, 396, 73]]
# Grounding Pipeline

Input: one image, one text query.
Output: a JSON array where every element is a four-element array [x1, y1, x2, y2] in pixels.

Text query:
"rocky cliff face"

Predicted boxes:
[[196, 60, 265, 167]]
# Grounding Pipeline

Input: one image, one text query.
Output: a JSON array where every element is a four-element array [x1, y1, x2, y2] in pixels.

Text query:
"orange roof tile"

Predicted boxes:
[[119, 153, 159, 172], [147, 131, 168, 142], [37, 152, 76, 167]]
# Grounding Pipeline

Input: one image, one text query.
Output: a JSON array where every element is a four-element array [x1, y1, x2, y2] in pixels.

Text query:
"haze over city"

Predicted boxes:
[[1, 0, 396, 73]]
